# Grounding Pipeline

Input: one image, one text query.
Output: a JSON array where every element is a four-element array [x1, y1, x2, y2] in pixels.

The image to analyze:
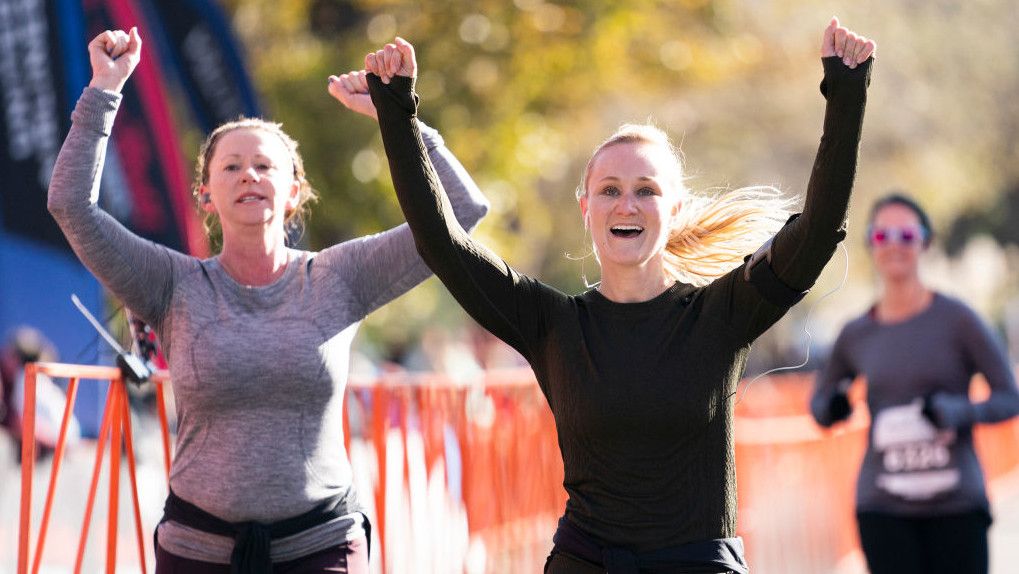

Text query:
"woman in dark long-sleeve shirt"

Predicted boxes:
[[366, 19, 874, 574]]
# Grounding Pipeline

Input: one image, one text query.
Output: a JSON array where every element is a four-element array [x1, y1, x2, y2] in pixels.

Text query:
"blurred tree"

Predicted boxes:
[[209, 0, 1019, 360]]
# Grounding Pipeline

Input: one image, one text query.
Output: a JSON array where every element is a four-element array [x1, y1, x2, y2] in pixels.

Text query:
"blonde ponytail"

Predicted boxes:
[[581, 123, 794, 287], [664, 186, 794, 286]]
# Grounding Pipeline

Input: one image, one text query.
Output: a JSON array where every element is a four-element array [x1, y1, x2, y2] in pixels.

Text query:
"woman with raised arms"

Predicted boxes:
[[364, 18, 873, 573], [48, 27, 489, 573]]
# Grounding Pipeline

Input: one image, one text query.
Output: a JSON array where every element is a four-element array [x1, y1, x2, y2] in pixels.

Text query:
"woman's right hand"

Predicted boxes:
[[364, 37, 417, 84], [821, 17, 875, 70], [327, 70, 378, 120], [88, 27, 142, 93]]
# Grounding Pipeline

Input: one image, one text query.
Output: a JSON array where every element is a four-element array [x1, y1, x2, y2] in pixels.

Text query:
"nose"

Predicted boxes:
[[240, 165, 259, 182], [615, 193, 639, 214]]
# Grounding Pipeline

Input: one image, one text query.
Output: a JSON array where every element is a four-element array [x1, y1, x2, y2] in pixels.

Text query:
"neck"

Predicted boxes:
[[876, 275, 931, 322], [218, 227, 291, 286], [596, 259, 673, 303]]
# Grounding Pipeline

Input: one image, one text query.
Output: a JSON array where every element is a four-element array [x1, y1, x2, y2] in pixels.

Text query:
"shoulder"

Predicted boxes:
[[933, 292, 982, 321], [835, 309, 875, 343], [933, 292, 990, 331]]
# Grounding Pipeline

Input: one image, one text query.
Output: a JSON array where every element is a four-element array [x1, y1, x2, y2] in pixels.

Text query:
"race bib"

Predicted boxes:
[[871, 399, 959, 501]]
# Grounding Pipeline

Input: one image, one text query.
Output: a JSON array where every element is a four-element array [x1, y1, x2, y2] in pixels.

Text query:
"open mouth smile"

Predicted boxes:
[[610, 224, 644, 238]]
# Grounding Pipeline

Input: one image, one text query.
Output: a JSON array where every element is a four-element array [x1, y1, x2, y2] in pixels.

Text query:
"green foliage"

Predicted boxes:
[[214, 0, 1019, 350]]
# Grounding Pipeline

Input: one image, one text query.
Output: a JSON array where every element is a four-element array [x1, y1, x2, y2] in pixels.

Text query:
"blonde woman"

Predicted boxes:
[[366, 18, 873, 574], [48, 28, 488, 573]]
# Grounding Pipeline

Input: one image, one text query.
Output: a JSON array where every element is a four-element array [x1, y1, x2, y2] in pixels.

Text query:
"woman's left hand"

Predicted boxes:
[[327, 70, 377, 120], [364, 37, 417, 84], [821, 17, 876, 69], [922, 392, 974, 430]]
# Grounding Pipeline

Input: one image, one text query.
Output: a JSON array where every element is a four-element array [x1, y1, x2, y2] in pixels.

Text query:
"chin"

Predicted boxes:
[[879, 268, 918, 282]]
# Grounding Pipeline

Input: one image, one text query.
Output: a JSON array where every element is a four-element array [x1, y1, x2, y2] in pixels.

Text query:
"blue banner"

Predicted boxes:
[[83, 0, 206, 255], [139, 0, 261, 132], [0, 0, 106, 435]]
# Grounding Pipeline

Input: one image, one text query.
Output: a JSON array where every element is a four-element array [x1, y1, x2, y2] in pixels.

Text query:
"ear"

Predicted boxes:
[[199, 185, 216, 213], [285, 179, 301, 212], [579, 194, 589, 229]]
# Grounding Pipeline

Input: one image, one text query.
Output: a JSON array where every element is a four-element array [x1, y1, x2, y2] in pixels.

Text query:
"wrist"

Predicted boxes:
[[89, 76, 126, 93]]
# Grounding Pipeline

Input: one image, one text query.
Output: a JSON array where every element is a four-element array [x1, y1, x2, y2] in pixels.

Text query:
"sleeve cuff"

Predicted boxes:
[[367, 73, 418, 117], [820, 56, 872, 99]]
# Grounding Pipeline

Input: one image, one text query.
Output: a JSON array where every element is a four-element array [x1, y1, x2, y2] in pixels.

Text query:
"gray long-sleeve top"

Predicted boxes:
[[811, 293, 1019, 516], [47, 87, 489, 563]]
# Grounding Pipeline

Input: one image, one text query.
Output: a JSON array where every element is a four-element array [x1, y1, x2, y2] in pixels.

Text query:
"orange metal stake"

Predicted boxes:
[[74, 385, 118, 573], [17, 363, 39, 574], [120, 382, 149, 573], [30, 377, 81, 574], [372, 384, 389, 572], [107, 381, 124, 573]]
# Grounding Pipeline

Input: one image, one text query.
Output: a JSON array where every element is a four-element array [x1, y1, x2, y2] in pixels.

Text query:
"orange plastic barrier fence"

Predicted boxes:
[[17, 363, 172, 574], [17, 364, 1019, 573]]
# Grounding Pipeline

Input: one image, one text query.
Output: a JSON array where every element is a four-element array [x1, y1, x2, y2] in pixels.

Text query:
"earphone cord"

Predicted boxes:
[[732, 241, 850, 405], [566, 226, 601, 290]]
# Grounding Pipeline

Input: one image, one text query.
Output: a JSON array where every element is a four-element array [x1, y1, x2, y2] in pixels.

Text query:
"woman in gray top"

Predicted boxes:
[[811, 193, 1019, 574], [48, 28, 489, 573]]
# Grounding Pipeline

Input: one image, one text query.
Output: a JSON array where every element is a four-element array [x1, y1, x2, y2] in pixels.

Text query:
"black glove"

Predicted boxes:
[[828, 392, 852, 423], [921, 393, 941, 427]]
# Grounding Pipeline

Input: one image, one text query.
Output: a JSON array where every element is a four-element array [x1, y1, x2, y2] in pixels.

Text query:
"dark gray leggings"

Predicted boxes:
[[857, 510, 990, 574]]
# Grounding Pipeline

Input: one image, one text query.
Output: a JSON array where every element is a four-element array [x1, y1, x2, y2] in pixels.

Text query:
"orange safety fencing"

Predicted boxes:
[[16, 363, 173, 574], [15, 363, 1019, 573]]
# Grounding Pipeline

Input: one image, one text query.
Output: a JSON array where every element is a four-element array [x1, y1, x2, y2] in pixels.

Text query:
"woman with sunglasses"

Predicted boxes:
[[811, 193, 1019, 574]]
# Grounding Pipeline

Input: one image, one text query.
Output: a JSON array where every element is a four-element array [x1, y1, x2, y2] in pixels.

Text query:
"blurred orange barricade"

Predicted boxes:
[[17, 362, 173, 574], [17, 364, 1019, 573], [344, 369, 566, 573]]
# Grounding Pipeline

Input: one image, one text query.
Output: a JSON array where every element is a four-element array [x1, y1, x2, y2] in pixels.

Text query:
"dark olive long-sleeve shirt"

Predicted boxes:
[[370, 57, 871, 552]]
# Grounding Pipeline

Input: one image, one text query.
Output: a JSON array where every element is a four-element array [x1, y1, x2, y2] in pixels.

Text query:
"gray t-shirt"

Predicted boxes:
[[811, 293, 1019, 516], [48, 87, 489, 563]]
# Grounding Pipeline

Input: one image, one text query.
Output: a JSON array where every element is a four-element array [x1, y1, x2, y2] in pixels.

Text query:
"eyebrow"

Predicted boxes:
[[217, 153, 273, 161], [596, 175, 658, 183]]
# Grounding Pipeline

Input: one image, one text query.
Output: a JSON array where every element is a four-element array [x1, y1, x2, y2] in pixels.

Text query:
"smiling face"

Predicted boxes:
[[579, 141, 682, 273], [201, 127, 299, 236], [869, 202, 927, 283]]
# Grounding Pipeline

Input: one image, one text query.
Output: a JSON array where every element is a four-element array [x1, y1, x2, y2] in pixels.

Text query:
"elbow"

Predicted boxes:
[[462, 195, 491, 233], [47, 192, 60, 215], [974, 392, 1019, 424], [47, 193, 69, 221], [994, 387, 1019, 420], [1004, 394, 1019, 420], [476, 195, 491, 221]]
